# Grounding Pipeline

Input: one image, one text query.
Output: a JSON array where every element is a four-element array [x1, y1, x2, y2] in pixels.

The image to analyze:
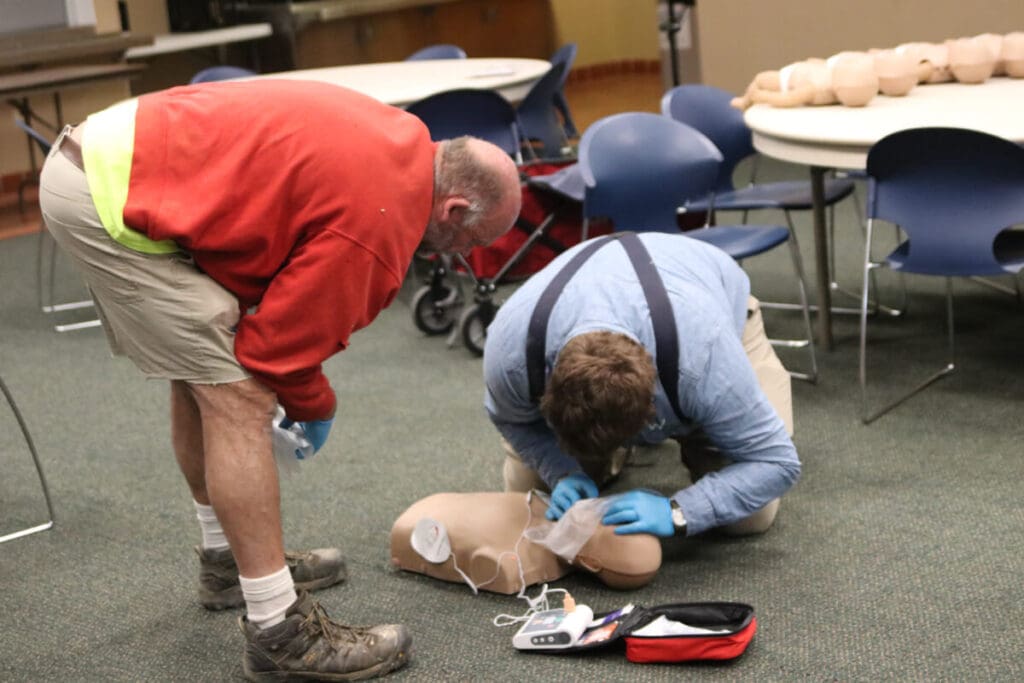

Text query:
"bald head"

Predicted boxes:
[[422, 137, 522, 255]]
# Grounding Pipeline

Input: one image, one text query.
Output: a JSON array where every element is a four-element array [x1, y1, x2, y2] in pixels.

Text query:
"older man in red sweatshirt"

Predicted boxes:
[[38, 79, 521, 681]]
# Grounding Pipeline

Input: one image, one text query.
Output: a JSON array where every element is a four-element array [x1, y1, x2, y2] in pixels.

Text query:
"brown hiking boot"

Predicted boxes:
[[197, 546, 348, 610], [239, 592, 412, 681]]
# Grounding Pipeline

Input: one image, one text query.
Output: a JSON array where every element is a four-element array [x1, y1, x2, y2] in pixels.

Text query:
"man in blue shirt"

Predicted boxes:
[[483, 233, 799, 538]]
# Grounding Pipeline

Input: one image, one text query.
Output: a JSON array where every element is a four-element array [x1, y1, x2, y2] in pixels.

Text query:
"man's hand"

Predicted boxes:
[[301, 418, 334, 454], [547, 472, 599, 520], [601, 490, 674, 537], [280, 417, 335, 458]]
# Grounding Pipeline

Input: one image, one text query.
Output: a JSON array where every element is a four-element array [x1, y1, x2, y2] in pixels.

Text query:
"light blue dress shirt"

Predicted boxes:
[[483, 233, 800, 535]]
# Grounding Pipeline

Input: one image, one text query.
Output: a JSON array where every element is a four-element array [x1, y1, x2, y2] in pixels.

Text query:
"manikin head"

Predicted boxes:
[[541, 331, 657, 467], [421, 136, 522, 256]]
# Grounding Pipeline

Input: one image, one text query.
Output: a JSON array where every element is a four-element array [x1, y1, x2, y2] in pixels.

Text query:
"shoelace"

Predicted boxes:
[[284, 550, 311, 567], [304, 602, 371, 650]]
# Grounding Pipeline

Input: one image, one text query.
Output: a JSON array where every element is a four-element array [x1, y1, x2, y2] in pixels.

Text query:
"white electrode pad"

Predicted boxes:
[[410, 517, 452, 564]]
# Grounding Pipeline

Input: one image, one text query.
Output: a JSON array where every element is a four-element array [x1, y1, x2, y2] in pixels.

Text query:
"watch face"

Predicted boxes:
[[671, 506, 686, 529]]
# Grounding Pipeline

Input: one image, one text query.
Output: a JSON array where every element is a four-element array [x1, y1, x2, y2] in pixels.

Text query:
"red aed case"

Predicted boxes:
[[531, 601, 756, 664], [622, 603, 757, 663]]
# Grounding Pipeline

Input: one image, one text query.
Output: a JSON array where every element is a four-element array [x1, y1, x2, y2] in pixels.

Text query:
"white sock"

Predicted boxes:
[[193, 500, 230, 551], [240, 566, 297, 629]]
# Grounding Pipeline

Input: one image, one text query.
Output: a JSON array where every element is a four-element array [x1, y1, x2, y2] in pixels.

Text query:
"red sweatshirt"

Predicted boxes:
[[123, 80, 437, 420]]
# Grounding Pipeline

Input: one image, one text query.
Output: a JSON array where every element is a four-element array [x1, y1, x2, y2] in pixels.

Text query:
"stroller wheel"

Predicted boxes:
[[411, 284, 462, 335], [459, 303, 495, 356]]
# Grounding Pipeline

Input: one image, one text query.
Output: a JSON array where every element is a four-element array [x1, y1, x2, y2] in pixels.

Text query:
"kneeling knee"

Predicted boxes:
[[719, 498, 781, 537]]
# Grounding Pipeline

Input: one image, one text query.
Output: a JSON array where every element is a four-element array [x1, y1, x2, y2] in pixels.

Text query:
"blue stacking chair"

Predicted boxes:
[[405, 44, 467, 61], [578, 112, 817, 382], [549, 43, 579, 139], [1, 372, 55, 543], [190, 65, 256, 83], [858, 127, 1024, 423], [516, 62, 571, 158], [660, 84, 855, 224], [405, 88, 523, 162], [660, 85, 866, 312], [13, 117, 52, 156]]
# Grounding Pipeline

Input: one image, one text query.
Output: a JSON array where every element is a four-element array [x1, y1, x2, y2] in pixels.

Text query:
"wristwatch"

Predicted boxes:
[[669, 499, 687, 535]]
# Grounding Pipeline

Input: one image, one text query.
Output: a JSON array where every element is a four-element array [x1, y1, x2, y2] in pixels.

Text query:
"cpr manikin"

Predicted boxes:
[[732, 33, 1024, 112], [390, 492, 662, 595]]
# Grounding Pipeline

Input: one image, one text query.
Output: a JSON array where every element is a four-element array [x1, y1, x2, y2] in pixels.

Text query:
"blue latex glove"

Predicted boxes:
[[279, 417, 334, 459], [601, 490, 674, 537], [546, 472, 599, 521]]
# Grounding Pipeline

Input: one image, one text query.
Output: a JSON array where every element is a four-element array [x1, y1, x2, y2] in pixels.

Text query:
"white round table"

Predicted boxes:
[[254, 57, 551, 108], [744, 77, 1024, 348]]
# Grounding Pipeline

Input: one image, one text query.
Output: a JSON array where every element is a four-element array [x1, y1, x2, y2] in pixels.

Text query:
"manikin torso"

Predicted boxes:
[[390, 492, 662, 595]]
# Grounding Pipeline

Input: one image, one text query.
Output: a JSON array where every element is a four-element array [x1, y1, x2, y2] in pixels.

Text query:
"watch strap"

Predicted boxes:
[[670, 499, 687, 535]]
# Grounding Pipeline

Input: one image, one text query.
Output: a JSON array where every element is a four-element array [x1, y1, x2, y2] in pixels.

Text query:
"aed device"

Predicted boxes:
[[512, 605, 594, 650]]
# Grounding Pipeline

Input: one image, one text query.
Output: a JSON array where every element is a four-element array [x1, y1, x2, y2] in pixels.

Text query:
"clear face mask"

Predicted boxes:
[[522, 494, 618, 563]]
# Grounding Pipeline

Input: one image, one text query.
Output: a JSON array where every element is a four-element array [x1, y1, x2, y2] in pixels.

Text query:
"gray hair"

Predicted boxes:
[[434, 137, 508, 229]]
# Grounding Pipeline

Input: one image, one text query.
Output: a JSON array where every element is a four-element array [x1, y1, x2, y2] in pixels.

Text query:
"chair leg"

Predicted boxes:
[[36, 227, 48, 311], [0, 375, 55, 544], [858, 220, 876, 421], [37, 229, 101, 332], [763, 209, 898, 317], [754, 211, 808, 314], [826, 182, 883, 313], [967, 275, 1019, 297], [859, 220, 955, 425], [864, 220, 905, 319], [554, 91, 578, 140], [768, 235, 818, 384]]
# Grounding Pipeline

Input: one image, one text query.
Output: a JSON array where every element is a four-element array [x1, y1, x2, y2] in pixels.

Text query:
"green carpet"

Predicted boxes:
[[2, 160, 1023, 681]]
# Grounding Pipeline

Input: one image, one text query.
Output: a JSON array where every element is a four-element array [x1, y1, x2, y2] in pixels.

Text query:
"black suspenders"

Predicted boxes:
[[525, 233, 685, 423]]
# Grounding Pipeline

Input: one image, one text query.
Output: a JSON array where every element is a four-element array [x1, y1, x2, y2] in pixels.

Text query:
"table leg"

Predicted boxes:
[[52, 91, 63, 127], [810, 166, 833, 351]]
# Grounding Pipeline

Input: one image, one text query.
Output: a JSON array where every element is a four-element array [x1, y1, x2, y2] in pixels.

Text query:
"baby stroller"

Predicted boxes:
[[411, 160, 610, 355]]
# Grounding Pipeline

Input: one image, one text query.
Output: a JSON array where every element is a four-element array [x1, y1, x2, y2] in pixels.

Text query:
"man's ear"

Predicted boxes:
[[439, 196, 471, 223]]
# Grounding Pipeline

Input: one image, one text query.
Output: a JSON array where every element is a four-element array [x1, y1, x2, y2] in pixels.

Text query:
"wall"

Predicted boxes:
[[2, 0, 661, 178], [697, 0, 1024, 93], [549, 0, 659, 66], [283, 0, 555, 69]]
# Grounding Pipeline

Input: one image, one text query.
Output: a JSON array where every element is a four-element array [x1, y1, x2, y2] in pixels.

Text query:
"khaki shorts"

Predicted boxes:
[[38, 128, 250, 385]]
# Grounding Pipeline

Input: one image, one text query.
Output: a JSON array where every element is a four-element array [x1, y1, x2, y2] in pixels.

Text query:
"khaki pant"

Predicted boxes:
[[38, 128, 249, 384], [503, 296, 790, 535]]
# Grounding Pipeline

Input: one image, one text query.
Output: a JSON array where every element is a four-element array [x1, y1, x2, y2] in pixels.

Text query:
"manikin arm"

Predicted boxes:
[[731, 68, 817, 110]]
